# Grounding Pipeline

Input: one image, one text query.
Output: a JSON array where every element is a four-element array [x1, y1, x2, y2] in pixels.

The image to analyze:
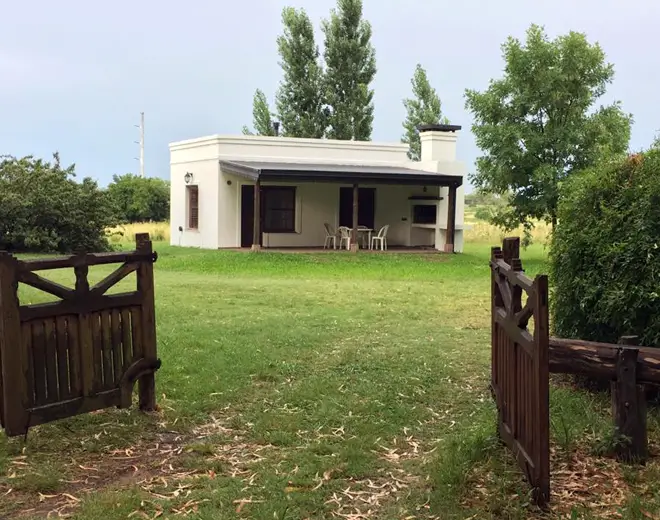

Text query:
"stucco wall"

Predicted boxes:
[[173, 134, 409, 164], [170, 142, 220, 248]]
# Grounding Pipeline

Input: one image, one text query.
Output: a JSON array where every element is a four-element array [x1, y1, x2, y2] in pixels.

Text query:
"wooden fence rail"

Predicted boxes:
[[549, 337, 660, 384], [0, 233, 161, 437]]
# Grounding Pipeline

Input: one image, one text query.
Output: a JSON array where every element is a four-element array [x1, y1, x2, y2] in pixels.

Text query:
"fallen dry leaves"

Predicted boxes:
[[550, 445, 629, 517], [0, 411, 277, 519], [324, 469, 420, 519], [462, 440, 654, 519]]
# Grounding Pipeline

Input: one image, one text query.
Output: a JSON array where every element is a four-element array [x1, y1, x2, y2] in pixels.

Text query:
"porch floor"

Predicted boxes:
[[226, 246, 445, 254]]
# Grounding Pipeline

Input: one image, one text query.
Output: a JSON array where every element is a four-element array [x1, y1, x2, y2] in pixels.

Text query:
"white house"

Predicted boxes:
[[169, 124, 466, 252]]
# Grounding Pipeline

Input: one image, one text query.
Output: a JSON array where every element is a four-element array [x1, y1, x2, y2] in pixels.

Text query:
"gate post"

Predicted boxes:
[[135, 234, 158, 411], [533, 273, 550, 505], [0, 252, 29, 435], [611, 335, 647, 462]]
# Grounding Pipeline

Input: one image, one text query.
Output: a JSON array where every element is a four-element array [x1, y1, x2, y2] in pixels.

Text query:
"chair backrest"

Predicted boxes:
[[337, 226, 351, 238], [377, 224, 389, 238], [324, 223, 335, 236]]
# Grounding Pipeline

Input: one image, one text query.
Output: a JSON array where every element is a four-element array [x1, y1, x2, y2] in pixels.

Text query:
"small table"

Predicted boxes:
[[346, 228, 373, 250]]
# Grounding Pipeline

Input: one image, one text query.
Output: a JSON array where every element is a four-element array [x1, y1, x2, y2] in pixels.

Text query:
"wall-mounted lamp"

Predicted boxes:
[[226, 180, 232, 186], [184, 172, 193, 184], [423, 186, 428, 193]]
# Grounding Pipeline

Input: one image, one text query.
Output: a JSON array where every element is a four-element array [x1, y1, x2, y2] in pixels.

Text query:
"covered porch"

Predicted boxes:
[[220, 160, 463, 253], [226, 246, 445, 254]]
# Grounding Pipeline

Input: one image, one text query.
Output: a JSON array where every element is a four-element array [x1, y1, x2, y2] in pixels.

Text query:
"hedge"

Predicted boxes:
[[550, 149, 660, 347], [0, 154, 117, 253]]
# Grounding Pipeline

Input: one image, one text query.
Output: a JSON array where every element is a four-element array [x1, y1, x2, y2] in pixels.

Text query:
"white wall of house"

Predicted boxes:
[[169, 130, 466, 252]]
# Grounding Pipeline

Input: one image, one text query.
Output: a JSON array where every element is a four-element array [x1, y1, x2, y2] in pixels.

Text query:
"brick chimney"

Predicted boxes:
[[418, 124, 462, 162]]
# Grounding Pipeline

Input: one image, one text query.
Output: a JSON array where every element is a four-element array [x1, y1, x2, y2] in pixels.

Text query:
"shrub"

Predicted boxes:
[[550, 149, 660, 346], [0, 154, 117, 253], [107, 174, 170, 223]]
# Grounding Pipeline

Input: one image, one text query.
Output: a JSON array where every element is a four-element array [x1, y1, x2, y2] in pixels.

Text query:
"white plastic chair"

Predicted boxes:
[[338, 226, 351, 250], [371, 224, 389, 251], [323, 223, 337, 249]]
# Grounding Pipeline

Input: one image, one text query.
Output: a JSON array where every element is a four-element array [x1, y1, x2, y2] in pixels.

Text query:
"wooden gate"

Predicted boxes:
[[490, 237, 550, 505], [0, 233, 161, 437]]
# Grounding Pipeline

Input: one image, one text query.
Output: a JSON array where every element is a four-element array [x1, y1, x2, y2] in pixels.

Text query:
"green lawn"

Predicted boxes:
[[1, 243, 659, 519]]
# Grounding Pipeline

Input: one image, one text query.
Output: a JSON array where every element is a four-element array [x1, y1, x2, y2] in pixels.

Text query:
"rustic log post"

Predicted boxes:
[[611, 335, 647, 462], [136, 234, 158, 411], [0, 252, 29, 435], [351, 183, 359, 252]]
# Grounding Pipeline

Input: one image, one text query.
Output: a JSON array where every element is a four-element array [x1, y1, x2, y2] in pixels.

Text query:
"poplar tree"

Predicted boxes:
[[275, 7, 326, 138], [401, 64, 449, 161], [242, 89, 277, 136], [322, 0, 376, 141]]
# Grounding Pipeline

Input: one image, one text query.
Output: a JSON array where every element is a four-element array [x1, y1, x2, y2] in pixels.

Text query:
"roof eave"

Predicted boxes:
[[219, 160, 260, 181], [219, 160, 462, 187], [260, 170, 462, 187]]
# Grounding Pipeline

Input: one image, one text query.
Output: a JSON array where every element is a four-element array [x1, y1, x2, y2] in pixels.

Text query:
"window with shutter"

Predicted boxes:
[[187, 185, 199, 229], [262, 186, 296, 233]]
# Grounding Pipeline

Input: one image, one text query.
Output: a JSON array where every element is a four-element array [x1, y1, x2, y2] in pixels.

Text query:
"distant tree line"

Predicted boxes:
[[107, 173, 169, 223], [0, 154, 169, 253], [242, 0, 450, 160]]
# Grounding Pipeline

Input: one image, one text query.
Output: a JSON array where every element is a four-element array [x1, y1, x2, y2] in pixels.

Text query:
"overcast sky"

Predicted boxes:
[[1, 0, 658, 190]]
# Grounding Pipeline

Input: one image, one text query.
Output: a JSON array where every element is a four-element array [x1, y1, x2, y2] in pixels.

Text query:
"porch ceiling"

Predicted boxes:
[[219, 160, 462, 187]]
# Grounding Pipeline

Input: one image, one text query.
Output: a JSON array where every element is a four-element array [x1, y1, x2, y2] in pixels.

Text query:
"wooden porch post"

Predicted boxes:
[[351, 183, 359, 252], [252, 179, 261, 251], [444, 185, 457, 253]]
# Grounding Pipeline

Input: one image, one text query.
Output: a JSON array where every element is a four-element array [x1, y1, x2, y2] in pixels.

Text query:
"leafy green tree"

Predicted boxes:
[[401, 64, 449, 161], [242, 89, 277, 136], [322, 0, 376, 141], [465, 24, 632, 236], [275, 7, 326, 138], [107, 174, 170, 223], [0, 154, 117, 253]]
